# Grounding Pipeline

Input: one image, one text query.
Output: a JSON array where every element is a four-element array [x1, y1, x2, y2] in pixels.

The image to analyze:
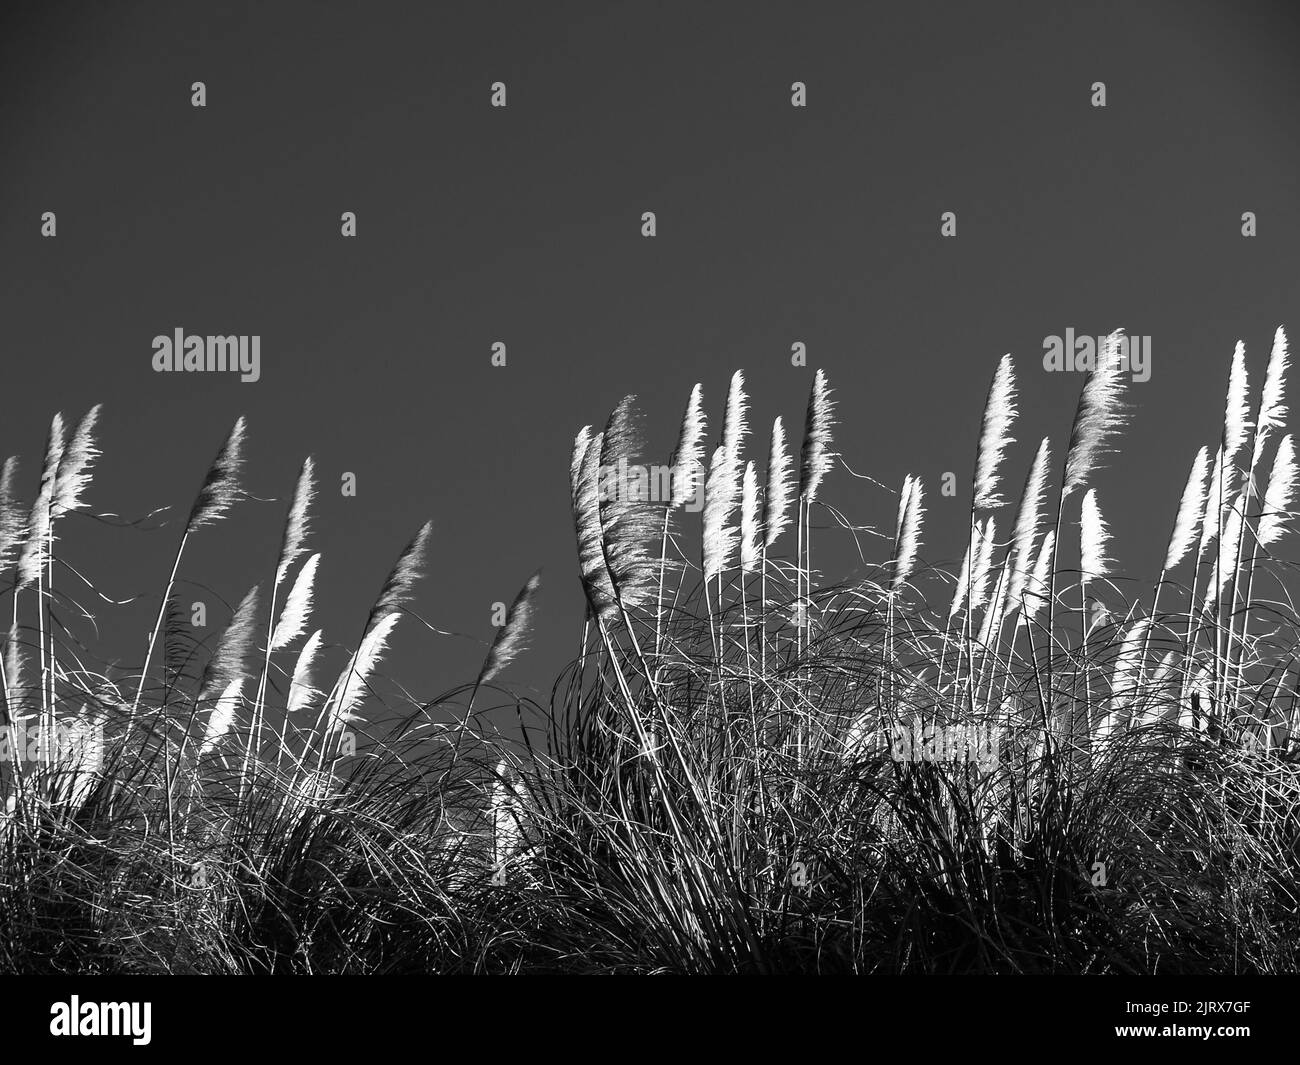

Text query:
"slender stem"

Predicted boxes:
[[131, 531, 189, 725], [653, 508, 672, 661]]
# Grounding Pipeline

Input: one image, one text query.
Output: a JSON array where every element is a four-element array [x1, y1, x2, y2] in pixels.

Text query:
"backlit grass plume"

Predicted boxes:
[[286, 629, 325, 716], [1079, 489, 1112, 583], [740, 461, 762, 574], [1258, 433, 1298, 548], [1063, 332, 1129, 497], [1198, 447, 1226, 558], [598, 396, 665, 612], [330, 611, 403, 733], [571, 428, 616, 617], [200, 678, 245, 757], [1252, 328, 1290, 472], [185, 417, 248, 533], [16, 413, 65, 589], [366, 520, 433, 632], [890, 474, 924, 590], [797, 369, 834, 504], [669, 384, 707, 508], [476, 569, 542, 688], [1006, 437, 1051, 608], [722, 370, 749, 469], [969, 516, 997, 613], [198, 585, 261, 704], [1222, 341, 1252, 476], [1164, 446, 1210, 572], [701, 373, 750, 584], [762, 417, 794, 548], [1214, 487, 1248, 599], [275, 457, 317, 585], [702, 444, 739, 581], [972, 354, 1017, 510], [51, 404, 101, 517], [0, 457, 24, 572], [270, 552, 321, 652]]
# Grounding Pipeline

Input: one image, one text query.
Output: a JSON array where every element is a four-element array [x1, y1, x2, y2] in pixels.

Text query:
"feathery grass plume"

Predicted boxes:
[[1063, 332, 1129, 496], [200, 678, 244, 756], [798, 368, 835, 503], [365, 521, 432, 634], [572, 429, 617, 616], [702, 445, 740, 580], [1110, 617, 1151, 709], [740, 461, 762, 574], [969, 517, 997, 612], [51, 404, 102, 516], [721, 370, 749, 466], [972, 354, 1018, 510], [570, 426, 592, 499], [286, 629, 325, 715], [1198, 447, 1226, 557], [700, 374, 749, 581], [332, 612, 402, 730], [1080, 489, 1113, 583], [949, 537, 974, 620], [3, 621, 23, 721], [1214, 487, 1248, 598], [668, 384, 707, 508], [270, 552, 321, 652], [161, 592, 199, 691], [1164, 446, 1210, 571], [1221, 341, 1252, 474], [1021, 529, 1056, 623], [762, 416, 794, 548], [197, 585, 260, 703], [17, 413, 65, 588], [891, 475, 924, 590], [0, 457, 24, 571], [274, 456, 316, 585], [598, 396, 664, 610], [977, 562, 1009, 647], [1258, 433, 1298, 548], [1006, 438, 1051, 606], [477, 569, 542, 686], [185, 416, 247, 533], [1254, 327, 1290, 464]]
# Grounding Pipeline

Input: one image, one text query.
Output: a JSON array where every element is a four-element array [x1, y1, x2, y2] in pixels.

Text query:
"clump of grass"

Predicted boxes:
[[503, 326, 1300, 972], [2, 328, 1299, 973], [0, 417, 498, 972]]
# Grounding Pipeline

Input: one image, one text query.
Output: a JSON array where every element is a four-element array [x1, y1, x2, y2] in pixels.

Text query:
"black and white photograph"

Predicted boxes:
[[1, 0, 1297, 1037]]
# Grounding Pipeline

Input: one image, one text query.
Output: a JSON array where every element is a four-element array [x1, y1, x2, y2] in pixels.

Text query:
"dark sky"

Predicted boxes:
[[2, 0, 1299, 718]]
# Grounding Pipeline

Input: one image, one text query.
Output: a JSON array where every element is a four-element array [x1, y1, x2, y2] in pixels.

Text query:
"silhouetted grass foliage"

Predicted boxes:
[[3, 330, 1299, 972]]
